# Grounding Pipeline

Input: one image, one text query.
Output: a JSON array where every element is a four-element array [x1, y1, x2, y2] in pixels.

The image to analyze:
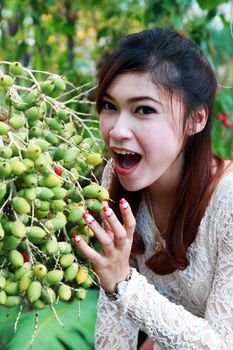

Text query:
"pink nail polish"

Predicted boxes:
[[82, 212, 95, 224], [73, 233, 81, 244], [102, 204, 109, 212], [119, 198, 129, 210], [103, 206, 113, 217]]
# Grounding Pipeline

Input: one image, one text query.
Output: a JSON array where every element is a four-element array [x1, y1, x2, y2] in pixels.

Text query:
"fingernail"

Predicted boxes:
[[82, 212, 95, 224], [73, 233, 81, 244], [103, 205, 113, 217], [102, 201, 109, 207], [119, 198, 129, 209]]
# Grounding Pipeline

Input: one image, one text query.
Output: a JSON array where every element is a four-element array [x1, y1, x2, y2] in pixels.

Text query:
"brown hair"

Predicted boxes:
[[96, 28, 224, 275]]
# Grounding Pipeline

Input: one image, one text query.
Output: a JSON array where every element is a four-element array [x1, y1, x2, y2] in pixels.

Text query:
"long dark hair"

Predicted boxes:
[[96, 28, 224, 275]]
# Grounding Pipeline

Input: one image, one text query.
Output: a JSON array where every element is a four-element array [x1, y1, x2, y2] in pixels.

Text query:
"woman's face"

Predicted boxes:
[[99, 72, 186, 192]]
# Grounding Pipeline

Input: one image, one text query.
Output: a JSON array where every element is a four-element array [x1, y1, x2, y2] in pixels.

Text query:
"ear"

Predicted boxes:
[[187, 106, 208, 136]]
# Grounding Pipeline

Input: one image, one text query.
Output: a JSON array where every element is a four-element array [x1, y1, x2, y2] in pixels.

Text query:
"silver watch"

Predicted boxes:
[[105, 268, 133, 301]]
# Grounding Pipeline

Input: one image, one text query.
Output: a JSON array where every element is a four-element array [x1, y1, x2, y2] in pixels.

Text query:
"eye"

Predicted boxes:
[[100, 100, 116, 111], [136, 106, 157, 115]]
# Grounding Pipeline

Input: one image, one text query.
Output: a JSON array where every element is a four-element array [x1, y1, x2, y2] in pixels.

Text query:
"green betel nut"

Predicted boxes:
[[37, 187, 54, 200], [8, 250, 24, 267], [27, 281, 42, 303], [32, 299, 46, 310], [0, 122, 10, 135], [0, 162, 12, 177], [33, 264, 47, 278], [0, 290, 7, 305], [0, 224, 5, 240], [0, 183, 7, 199], [51, 187, 67, 200], [86, 198, 103, 212], [82, 184, 101, 198], [0, 275, 6, 289], [25, 143, 42, 158], [27, 226, 47, 243], [46, 270, 64, 285], [75, 287, 86, 300], [4, 296, 22, 308], [10, 160, 27, 176], [19, 274, 32, 292], [44, 240, 59, 255], [0, 146, 13, 159], [86, 153, 103, 166], [64, 262, 79, 282], [9, 116, 26, 129], [4, 281, 19, 295], [59, 253, 75, 268], [12, 197, 31, 214], [9, 62, 23, 75], [45, 216, 67, 232], [58, 284, 72, 301], [10, 221, 26, 239], [0, 74, 14, 87], [41, 287, 56, 304], [43, 173, 62, 188], [68, 206, 84, 224]]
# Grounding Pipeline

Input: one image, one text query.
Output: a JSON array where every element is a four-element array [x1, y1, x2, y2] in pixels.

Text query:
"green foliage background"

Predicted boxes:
[[0, 0, 232, 349]]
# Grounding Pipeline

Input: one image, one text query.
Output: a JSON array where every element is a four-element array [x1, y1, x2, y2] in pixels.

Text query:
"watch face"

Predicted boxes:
[[117, 281, 128, 296]]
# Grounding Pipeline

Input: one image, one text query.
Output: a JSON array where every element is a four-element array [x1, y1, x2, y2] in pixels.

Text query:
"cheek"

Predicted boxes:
[[142, 122, 183, 155], [99, 117, 110, 145]]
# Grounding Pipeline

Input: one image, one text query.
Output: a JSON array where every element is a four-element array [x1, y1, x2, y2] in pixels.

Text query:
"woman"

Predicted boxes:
[[74, 28, 233, 349]]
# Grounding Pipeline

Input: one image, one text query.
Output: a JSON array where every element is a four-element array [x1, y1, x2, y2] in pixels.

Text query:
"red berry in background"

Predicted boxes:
[[217, 113, 224, 122], [22, 252, 29, 262], [223, 120, 231, 129], [0, 116, 8, 122], [217, 111, 231, 129], [222, 112, 228, 122], [54, 166, 62, 176]]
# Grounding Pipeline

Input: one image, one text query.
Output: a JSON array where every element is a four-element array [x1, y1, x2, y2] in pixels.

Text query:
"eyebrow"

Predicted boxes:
[[103, 92, 162, 105]]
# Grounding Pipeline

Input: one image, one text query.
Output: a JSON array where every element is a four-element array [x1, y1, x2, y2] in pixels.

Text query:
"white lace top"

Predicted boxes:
[[95, 160, 233, 349]]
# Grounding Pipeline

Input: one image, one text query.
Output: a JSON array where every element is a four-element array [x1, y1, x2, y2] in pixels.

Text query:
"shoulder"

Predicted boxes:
[[212, 167, 233, 205], [206, 167, 233, 227]]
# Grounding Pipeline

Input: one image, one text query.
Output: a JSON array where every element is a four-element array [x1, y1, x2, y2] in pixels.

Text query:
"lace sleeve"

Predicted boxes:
[[101, 158, 114, 189], [95, 288, 139, 349], [111, 201, 233, 350]]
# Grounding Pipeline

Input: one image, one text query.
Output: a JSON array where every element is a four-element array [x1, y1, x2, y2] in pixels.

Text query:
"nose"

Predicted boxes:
[[109, 113, 133, 141]]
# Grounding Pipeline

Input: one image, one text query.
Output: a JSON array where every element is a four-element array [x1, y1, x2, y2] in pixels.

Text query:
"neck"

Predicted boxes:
[[148, 158, 183, 210]]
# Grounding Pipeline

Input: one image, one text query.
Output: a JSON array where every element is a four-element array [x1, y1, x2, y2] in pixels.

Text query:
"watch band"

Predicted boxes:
[[105, 268, 133, 301]]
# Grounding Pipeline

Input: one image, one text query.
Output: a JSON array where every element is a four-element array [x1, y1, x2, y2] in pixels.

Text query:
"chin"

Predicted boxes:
[[119, 179, 144, 192]]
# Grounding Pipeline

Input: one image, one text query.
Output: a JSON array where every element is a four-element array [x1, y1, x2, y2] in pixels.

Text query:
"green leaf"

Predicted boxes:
[[197, 0, 228, 11], [0, 289, 99, 350]]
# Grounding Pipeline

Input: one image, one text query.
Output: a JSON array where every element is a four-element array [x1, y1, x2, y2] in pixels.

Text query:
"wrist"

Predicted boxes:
[[104, 267, 133, 301], [104, 267, 131, 294]]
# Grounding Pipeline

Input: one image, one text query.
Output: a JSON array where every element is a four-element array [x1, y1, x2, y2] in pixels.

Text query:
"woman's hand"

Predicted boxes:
[[73, 198, 136, 293]]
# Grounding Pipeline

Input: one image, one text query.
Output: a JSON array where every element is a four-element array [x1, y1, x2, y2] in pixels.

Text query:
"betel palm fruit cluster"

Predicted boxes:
[[0, 62, 109, 313]]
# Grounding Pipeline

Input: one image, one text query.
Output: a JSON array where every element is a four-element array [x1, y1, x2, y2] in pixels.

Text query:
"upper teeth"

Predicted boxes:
[[114, 150, 135, 155]]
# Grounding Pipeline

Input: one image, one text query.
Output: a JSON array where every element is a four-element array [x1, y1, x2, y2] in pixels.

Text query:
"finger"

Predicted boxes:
[[73, 233, 105, 266], [102, 220, 114, 241], [101, 202, 127, 249], [119, 198, 136, 238], [82, 211, 115, 255]]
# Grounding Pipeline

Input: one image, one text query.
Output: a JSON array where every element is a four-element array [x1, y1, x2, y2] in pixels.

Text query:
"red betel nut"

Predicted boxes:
[[54, 166, 62, 176]]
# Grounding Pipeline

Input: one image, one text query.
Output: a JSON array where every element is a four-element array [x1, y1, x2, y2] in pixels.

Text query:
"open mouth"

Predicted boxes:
[[113, 150, 142, 170]]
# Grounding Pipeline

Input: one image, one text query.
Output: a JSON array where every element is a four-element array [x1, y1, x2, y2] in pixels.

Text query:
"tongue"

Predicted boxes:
[[121, 154, 141, 169]]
